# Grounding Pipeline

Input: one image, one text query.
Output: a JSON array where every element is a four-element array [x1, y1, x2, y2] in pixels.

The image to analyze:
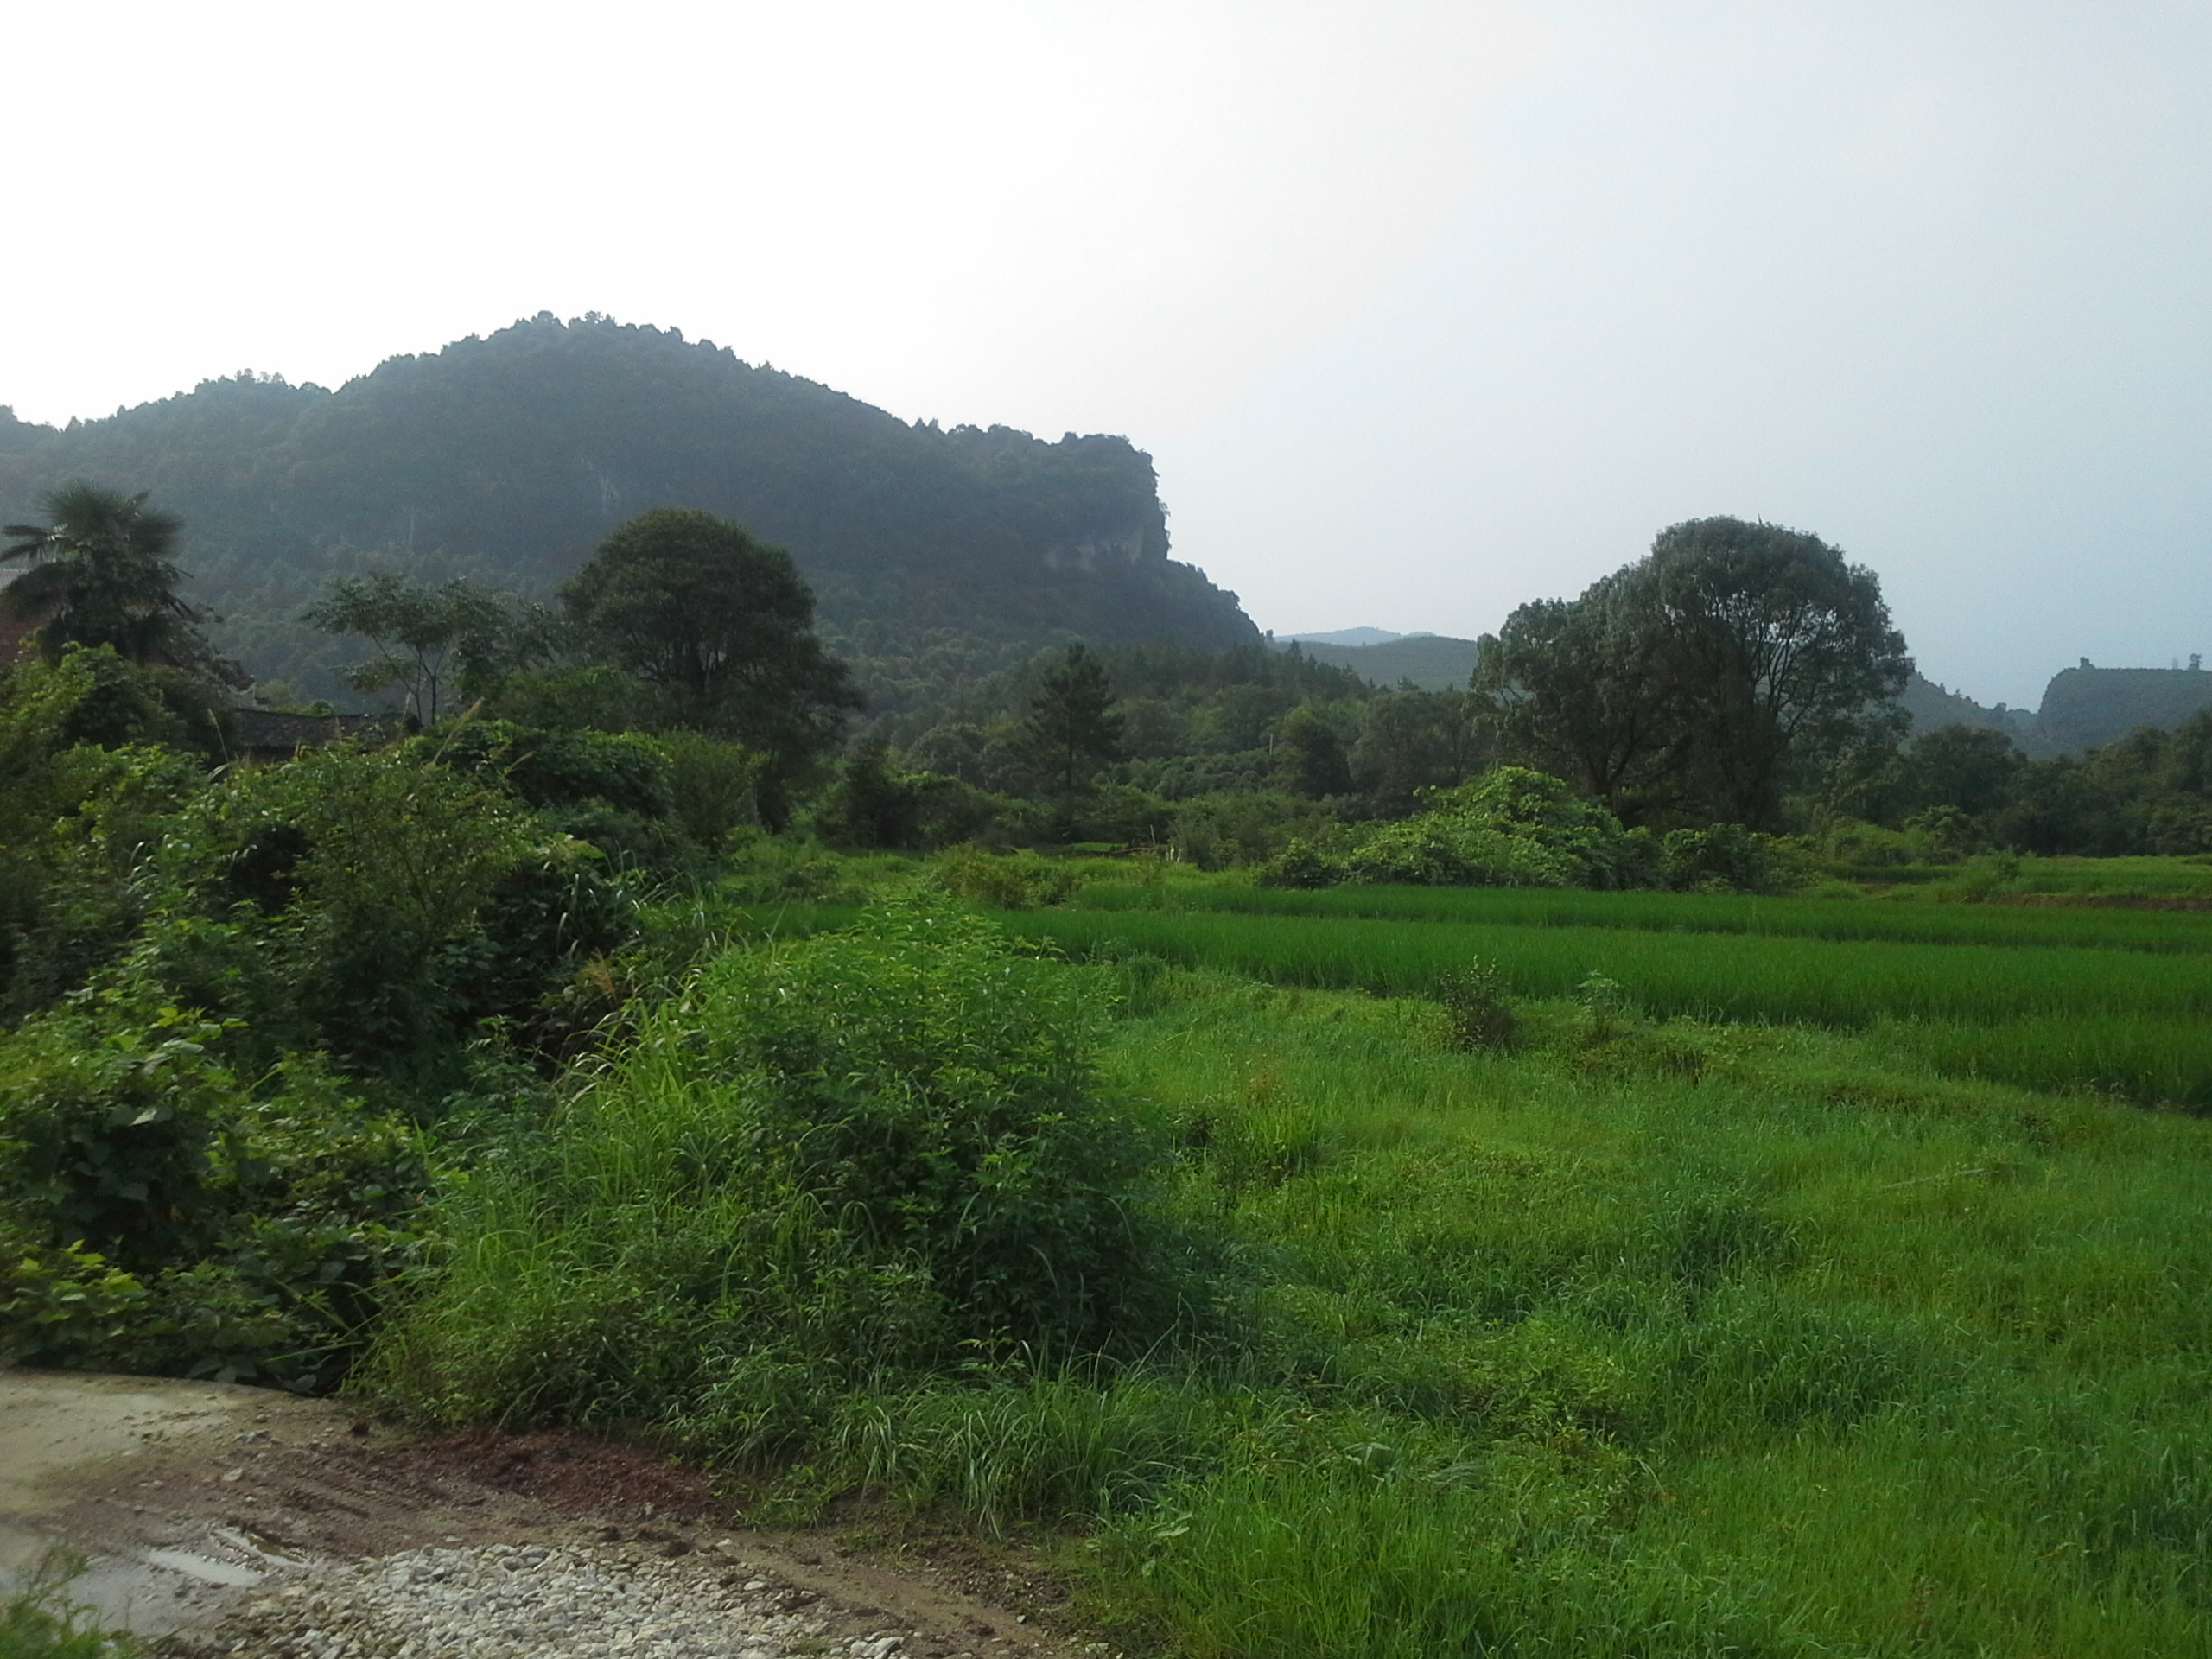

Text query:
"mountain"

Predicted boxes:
[[1272, 633, 1477, 691], [0, 315, 1256, 704]]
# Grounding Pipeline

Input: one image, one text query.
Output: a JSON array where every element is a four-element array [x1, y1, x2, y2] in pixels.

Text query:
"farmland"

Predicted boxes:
[[556, 864, 2212, 1656]]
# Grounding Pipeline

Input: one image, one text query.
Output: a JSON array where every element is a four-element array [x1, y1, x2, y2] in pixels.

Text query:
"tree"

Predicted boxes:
[[1023, 644, 1124, 798], [1474, 518, 1910, 830], [1642, 518, 1910, 828], [1276, 704, 1352, 798], [1903, 724, 2024, 820], [1351, 689, 1485, 814], [1470, 578, 1684, 823], [302, 573, 528, 723], [3, 480, 238, 682], [561, 508, 860, 826]]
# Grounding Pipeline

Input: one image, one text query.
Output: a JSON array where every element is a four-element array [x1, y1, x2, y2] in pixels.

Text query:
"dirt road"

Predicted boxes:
[[0, 1369, 1108, 1658]]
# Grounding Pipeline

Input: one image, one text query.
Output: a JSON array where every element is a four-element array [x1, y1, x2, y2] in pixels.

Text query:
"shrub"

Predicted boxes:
[[1257, 838, 1341, 889], [1660, 823, 1802, 894], [659, 731, 762, 849], [1434, 959, 1516, 1050], [369, 903, 1182, 1444], [1283, 767, 1667, 892], [409, 720, 677, 819], [932, 846, 1077, 909]]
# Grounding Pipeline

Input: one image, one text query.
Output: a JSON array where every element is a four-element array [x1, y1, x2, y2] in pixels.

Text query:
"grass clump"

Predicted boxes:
[[366, 899, 1192, 1455], [0, 1558, 137, 1658]]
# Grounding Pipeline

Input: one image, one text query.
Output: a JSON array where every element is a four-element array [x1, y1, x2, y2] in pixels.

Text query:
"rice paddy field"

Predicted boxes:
[[474, 865, 2212, 1656], [994, 876, 2212, 1109]]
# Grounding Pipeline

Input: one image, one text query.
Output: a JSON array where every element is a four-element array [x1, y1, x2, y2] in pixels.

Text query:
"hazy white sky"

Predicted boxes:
[[6, 1, 2206, 703]]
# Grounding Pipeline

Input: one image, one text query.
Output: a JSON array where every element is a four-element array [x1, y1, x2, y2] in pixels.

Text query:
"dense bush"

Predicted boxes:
[[367, 903, 1185, 1449], [0, 990, 423, 1387]]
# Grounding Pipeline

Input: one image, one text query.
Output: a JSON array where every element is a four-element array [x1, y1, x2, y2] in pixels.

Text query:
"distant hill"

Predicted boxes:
[[1899, 672, 2042, 747], [1280, 626, 1433, 648], [0, 316, 1256, 703], [1901, 664, 2212, 754], [1275, 633, 1476, 690]]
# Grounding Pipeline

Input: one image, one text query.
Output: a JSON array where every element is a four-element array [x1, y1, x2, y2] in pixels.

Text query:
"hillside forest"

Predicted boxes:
[[7, 415, 2212, 1655]]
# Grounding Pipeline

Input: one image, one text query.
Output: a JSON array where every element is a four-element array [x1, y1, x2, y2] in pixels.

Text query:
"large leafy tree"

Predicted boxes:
[[562, 508, 859, 825], [3, 480, 238, 681], [1642, 518, 1910, 828], [1470, 577, 1685, 823], [1475, 518, 1910, 829]]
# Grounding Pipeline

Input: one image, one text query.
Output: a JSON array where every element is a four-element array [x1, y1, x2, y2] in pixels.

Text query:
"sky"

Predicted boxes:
[[6, 1, 2207, 706]]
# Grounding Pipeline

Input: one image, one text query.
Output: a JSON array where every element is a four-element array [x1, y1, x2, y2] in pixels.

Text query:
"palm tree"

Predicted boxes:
[[2, 480, 226, 672]]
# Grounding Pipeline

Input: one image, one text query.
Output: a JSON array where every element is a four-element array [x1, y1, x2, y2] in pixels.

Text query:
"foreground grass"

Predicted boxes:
[[1051, 974, 2212, 1656]]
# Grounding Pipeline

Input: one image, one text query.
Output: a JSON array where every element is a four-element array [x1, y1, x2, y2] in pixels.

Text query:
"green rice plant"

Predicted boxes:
[[1000, 906, 2212, 1027], [1069, 971, 2212, 1656], [1073, 877, 2212, 954]]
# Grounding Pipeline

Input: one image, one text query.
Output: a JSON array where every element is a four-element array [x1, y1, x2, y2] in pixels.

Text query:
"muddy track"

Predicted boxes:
[[0, 1370, 1116, 1659]]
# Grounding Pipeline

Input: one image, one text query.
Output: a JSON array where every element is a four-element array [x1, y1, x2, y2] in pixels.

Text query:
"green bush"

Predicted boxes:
[[1660, 823, 1805, 893], [932, 846, 1077, 908], [1265, 767, 1665, 892], [658, 730, 761, 849], [1434, 959, 1516, 1050], [0, 995, 424, 1387], [368, 903, 1182, 1446], [414, 720, 676, 819]]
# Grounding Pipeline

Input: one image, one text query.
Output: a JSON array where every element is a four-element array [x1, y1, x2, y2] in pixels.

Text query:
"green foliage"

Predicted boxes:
[[931, 846, 1077, 909], [1274, 766, 1662, 891], [368, 904, 1181, 1445], [1657, 822, 1804, 894], [1021, 644, 1125, 798], [412, 719, 675, 817], [210, 747, 542, 1065], [0, 990, 423, 1387], [303, 572, 536, 722], [1003, 893, 2212, 1105], [1475, 516, 1910, 830], [2, 480, 235, 683], [657, 730, 761, 849], [0, 1558, 138, 1658], [1274, 704, 1353, 798]]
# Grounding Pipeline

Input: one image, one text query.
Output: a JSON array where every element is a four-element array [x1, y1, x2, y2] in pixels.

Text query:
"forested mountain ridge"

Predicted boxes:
[[0, 315, 1256, 701]]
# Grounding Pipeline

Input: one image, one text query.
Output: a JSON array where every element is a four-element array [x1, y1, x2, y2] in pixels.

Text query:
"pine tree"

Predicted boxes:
[[1023, 645, 1124, 798]]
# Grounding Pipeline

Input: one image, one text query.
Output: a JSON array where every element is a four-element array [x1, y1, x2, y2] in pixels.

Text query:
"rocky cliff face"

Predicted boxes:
[[2037, 664, 2212, 752]]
